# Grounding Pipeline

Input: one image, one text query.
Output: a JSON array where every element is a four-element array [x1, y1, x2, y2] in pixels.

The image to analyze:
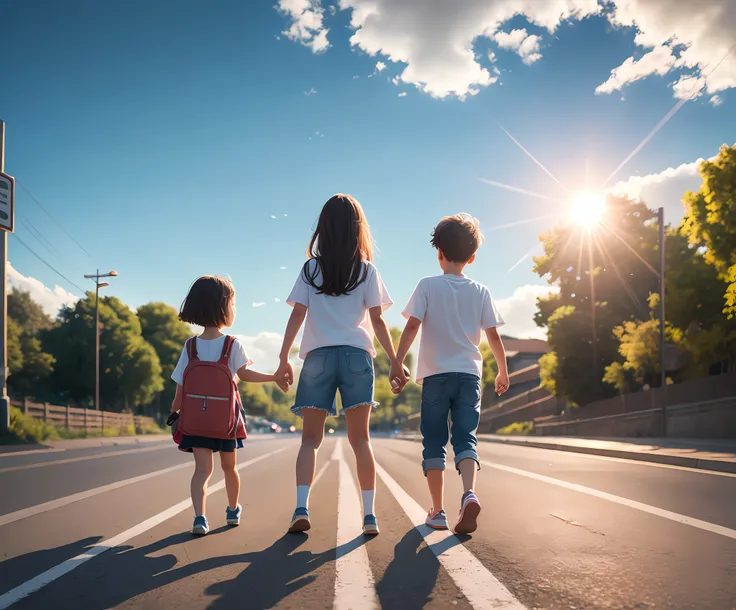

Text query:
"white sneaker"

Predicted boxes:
[[425, 509, 449, 530]]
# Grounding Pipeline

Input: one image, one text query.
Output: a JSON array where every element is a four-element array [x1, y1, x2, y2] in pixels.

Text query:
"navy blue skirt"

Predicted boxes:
[[178, 435, 244, 453]]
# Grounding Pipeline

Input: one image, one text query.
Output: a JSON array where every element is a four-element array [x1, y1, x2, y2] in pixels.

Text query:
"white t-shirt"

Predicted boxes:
[[403, 274, 504, 384], [171, 336, 251, 385], [287, 259, 393, 359]]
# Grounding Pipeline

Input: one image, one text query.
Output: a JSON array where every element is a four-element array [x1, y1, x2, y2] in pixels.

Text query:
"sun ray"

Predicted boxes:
[[507, 243, 541, 273], [592, 231, 644, 313], [600, 223, 660, 277], [602, 46, 734, 188], [486, 213, 563, 232], [497, 124, 570, 194], [478, 178, 564, 204]]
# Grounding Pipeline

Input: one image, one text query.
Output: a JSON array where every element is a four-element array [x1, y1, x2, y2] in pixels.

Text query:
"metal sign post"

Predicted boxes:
[[0, 120, 15, 434]]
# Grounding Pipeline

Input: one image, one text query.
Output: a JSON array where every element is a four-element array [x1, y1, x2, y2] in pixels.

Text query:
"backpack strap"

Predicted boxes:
[[219, 335, 236, 365], [186, 337, 199, 361]]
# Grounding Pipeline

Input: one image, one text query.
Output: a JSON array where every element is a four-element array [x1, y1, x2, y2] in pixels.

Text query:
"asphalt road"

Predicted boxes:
[[1, 435, 735, 610]]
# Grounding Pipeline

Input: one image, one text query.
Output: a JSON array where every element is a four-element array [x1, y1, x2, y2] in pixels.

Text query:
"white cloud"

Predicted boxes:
[[280, 266, 287, 270], [278, 0, 735, 101], [710, 95, 724, 106], [609, 143, 735, 221], [270, 215, 277, 219], [600, 0, 736, 98], [303, 87, 318, 96], [322, 0, 599, 98], [375, 61, 386, 72], [671, 74, 707, 100], [595, 45, 676, 94], [235, 331, 302, 373], [495, 284, 559, 340], [398, 92, 407, 97], [278, 0, 329, 53], [252, 302, 266, 308], [494, 29, 542, 64], [274, 297, 282, 303], [7, 262, 79, 317]]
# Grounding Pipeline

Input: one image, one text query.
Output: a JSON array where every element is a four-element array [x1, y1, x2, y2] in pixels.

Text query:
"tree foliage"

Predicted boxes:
[[42, 293, 163, 410], [137, 302, 191, 415], [681, 145, 736, 318], [7, 289, 56, 396]]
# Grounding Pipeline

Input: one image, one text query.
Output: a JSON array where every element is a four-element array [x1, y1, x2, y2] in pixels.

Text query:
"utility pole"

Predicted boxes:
[[83, 270, 117, 410], [0, 120, 14, 434], [658, 207, 666, 435]]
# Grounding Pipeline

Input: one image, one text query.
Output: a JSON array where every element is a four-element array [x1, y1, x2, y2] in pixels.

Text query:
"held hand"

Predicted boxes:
[[274, 373, 290, 393], [275, 360, 294, 387], [389, 361, 410, 394], [495, 372, 510, 396]]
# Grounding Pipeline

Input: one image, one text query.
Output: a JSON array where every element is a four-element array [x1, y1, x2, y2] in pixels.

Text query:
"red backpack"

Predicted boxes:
[[178, 336, 246, 440]]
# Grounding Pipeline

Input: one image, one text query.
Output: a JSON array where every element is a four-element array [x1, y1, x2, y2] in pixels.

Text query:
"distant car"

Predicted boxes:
[[289, 425, 297, 433], [270, 423, 282, 433]]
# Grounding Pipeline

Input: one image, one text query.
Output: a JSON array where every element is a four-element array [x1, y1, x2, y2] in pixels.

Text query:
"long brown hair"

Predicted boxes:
[[303, 194, 374, 296]]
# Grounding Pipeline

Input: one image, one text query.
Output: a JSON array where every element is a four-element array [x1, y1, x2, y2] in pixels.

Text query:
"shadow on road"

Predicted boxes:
[[376, 527, 441, 609], [15, 531, 372, 609], [0, 536, 103, 596]]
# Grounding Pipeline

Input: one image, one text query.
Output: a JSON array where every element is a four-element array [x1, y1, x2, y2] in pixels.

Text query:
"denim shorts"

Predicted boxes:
[[420, 372, 482, 474], [291, 346, 379, 417]]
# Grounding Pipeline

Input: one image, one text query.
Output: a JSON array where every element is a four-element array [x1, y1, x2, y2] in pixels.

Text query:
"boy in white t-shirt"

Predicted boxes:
[[393, 213, 510, 535]]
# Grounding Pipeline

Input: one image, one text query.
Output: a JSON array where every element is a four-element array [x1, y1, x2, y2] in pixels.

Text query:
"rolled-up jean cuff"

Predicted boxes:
[[422, 457, 446, 475], [341, 401, 379, 415], [454, 450, 480, 473]]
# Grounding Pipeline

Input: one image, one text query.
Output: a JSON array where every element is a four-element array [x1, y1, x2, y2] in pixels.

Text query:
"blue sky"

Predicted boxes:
[[3, 0, 735, 363]]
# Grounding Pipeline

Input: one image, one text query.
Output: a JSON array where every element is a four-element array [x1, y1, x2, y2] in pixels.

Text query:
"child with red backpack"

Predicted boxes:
[[171, 276, 288, 536]]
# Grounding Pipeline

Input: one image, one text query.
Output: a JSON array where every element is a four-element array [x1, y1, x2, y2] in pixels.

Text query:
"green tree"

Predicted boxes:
[[681, 145, 736, 318], [7, 290, 56, 397], [42, 293, 163, 410], [603, 317, 660, 393], [534, 195, 661, 404], [137, 302, 192, 415]]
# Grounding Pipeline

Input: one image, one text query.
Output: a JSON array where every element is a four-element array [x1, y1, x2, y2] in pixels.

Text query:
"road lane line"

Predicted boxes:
[[482, 460, 736, 541], [375, 461, 527, 610], [0, 446, 288, 610], [0, 462, 192, 527], [334, 438, 380, 610], [0, 448, 67, 459], [0, 444, 170, 474]]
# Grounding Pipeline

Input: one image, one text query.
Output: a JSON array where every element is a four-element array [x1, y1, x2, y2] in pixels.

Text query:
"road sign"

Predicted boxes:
[[0, 171, 13, 233]]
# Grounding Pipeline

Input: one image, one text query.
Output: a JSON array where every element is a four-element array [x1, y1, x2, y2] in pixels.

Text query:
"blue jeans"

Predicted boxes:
[[420, 372, 481, 474], [291, 346, 378, 417]]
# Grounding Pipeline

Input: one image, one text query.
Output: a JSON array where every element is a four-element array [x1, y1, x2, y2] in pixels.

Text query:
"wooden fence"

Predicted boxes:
[[11, 399, 158, 434]]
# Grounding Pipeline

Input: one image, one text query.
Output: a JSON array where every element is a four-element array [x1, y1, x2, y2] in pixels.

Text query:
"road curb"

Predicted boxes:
[[396, 434, 736, 474], [0, 434, 170, 455]]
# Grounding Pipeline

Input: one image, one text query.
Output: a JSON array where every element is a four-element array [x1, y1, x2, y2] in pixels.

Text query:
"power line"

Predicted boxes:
[[19, 217, 59, 257], [16, 180, 92, 258], [10, 234, 85, 293]]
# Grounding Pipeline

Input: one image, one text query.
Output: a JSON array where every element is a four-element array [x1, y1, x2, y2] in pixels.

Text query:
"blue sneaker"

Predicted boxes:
[[363, 514, 379, 536], [425, 509, 449, 530], [288, 507, 311, 533], [192, 515, 209, 536], [226, 504, 242, 526]]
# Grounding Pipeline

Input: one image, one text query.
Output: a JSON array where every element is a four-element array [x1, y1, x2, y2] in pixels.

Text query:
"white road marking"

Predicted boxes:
[[0, 446, 288, 610], [334, 438, 380, 610], [375, 461, 526, 610], [482, 460, 736, 541], [0, 444, 170, 474], [0, 462, 192, 527], [393, 436, 736, 478]]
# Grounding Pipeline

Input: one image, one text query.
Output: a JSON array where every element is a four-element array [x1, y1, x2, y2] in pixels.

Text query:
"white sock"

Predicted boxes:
[[361, 489, 375, 517], [296, 485, 311, 509]]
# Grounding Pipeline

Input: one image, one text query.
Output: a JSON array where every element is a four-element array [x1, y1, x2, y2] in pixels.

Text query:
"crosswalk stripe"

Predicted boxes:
[[375, 461, 527, 610], [0, 446, 289, 610], [334, 438, 380, 610]]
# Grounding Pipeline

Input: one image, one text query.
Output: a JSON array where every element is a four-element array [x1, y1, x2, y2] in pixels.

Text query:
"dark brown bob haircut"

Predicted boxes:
[[179, 276, 235, 328], [430, 213, 484, 263], [303, 193, 374, 296]]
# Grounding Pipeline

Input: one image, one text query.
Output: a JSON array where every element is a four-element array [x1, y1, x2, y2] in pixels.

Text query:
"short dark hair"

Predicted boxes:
[[430, 213, 484, 262], [179, 276, 235, 328]]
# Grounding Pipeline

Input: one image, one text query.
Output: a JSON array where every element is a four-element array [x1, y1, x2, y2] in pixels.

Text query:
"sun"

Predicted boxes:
[[569, 191, 606, 228]]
